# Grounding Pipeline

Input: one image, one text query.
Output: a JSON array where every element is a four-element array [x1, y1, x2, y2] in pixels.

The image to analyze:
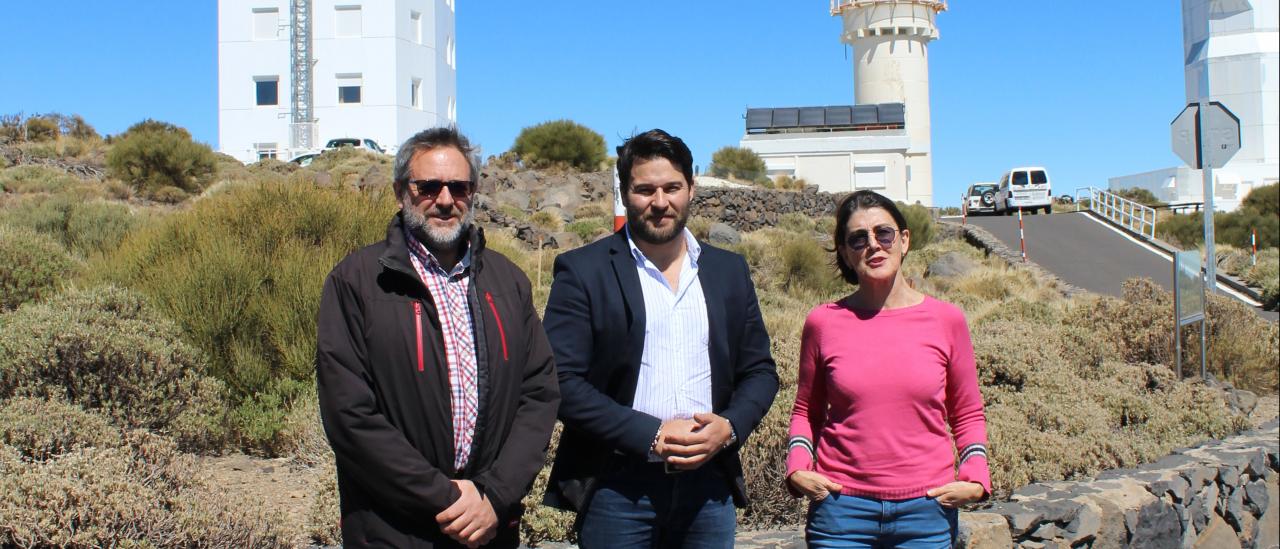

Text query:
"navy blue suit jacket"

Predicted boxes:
[[542, 230, 779, 512]]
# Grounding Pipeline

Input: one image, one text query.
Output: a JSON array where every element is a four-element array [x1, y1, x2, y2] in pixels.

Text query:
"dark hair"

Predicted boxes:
[[616, 129, 694, 194], [393, 126, 480, 195], [834, 190, 910, 285]]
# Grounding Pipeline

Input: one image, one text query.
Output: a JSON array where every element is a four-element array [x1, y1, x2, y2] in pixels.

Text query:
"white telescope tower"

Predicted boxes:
[[832, 0, 944, 205]]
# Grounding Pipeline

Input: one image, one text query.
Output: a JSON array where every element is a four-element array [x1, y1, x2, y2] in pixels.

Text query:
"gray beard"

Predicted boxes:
[[401, 198, 474, 254]]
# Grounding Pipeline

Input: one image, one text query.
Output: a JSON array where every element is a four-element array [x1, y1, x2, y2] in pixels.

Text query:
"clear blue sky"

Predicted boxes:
[[0, 2, 1188, 207]]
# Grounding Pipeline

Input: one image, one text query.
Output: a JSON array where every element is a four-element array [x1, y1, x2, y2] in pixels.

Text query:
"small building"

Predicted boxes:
[[217, 0, 457, 163], [740, 104, 923, 203]]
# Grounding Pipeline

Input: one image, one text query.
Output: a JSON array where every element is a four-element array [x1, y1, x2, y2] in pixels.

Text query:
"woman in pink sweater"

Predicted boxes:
[[786, 190, 991, 548]]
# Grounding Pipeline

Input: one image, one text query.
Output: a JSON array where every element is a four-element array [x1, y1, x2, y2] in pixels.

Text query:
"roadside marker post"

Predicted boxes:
[[612, 166, 626, 232], [1252, 228, 1257, 266], [1017, 207, 1027, 262]]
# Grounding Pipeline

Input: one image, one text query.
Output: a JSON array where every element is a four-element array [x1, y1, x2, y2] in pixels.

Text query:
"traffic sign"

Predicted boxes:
[[1170, 102, 1241, 169]]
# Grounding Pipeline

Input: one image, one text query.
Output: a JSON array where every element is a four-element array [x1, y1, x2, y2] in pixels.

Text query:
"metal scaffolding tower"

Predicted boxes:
[[289, 0, 315, 150]]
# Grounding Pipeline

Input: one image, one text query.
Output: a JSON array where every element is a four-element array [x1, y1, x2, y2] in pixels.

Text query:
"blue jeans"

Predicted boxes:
[[807, 494, 957, 548], [577, 461, 736, 549]]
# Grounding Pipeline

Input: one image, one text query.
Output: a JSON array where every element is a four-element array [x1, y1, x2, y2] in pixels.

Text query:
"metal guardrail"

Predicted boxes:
[[1074, 187, 1157, 240]]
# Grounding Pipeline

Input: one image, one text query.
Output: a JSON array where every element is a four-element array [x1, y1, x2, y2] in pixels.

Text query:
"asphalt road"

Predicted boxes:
[[960, 211, 1278, 321]]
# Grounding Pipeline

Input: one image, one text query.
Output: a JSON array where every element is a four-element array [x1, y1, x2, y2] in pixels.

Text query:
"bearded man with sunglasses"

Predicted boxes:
[[316, 127, 560, 548]]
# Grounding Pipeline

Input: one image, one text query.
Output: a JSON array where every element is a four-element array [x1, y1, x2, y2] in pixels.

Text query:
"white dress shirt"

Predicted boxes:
[[626, 227, 713, 422]]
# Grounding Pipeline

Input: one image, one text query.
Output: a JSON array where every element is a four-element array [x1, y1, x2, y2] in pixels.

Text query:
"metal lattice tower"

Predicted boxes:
[[289, 0, 315, 150]]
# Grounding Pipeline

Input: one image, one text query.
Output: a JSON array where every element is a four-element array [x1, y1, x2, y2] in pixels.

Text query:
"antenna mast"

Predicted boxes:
[[289, 0, 315, 150]]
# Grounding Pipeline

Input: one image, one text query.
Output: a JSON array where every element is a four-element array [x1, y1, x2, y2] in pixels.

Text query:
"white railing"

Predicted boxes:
[[1074, 187, 1157, 240]]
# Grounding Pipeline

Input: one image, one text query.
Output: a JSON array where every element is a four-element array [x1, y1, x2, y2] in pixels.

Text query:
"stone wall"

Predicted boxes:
[[690, 186, 838, 232], [961, 420, 1280, 548]]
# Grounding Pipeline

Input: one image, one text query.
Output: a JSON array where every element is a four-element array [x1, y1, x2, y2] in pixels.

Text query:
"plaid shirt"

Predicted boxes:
[[404, 228, 479, 471]]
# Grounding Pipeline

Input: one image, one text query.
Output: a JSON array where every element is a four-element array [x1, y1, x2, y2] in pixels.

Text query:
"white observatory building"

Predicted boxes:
[[1108, 0, 1278, 211], [218, 0, 457, 163], [741, 0, 943, 205]]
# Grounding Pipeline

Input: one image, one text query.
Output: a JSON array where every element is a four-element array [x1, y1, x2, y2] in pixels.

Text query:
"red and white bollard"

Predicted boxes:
[[1252, 228, 1258, 266], [1018, 207, 1027, 262], [612, 167, 625, 232]]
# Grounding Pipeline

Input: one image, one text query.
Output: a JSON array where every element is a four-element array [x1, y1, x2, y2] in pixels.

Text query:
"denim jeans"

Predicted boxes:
[[577, 461, 736, 549], [806, 494, 958, 548]]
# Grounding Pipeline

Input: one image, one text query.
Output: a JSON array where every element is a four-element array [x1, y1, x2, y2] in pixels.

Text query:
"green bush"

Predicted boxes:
[[708, 146, 767, 182], [90, 181, 394, 453], [23, 116, 59, 143], [0, 165, 80, 194], [0, 397, 122, 461], [779, 237, 843, 296], [1241, 182, 1278, 217], [62, 114, 99, 140], [0, 286, 228, 451], [0, 431, 295, 547], [777, 212, 815, 234], [565, 217, 610, 242], [106, 119, 217, 200], [511, 119, 607, 172], [1112, 187, 1166, 208], [898, 202, 935, 251], [0, 194, 138, 256], [0, 226, 77, 310]]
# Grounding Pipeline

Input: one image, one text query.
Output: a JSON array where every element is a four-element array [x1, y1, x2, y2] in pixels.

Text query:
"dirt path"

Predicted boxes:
[[201, 454, 323, 546]]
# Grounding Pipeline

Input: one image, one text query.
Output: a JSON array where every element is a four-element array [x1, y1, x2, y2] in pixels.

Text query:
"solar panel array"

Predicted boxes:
[[745, 103, 905, 133]]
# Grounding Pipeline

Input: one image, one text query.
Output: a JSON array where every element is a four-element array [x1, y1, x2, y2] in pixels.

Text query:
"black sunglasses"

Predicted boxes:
[[408, 179, 473, 199], [846, 225, 901, 251]]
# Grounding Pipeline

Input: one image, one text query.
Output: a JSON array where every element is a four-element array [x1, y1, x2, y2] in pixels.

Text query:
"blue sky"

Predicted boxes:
[[1, 2, 1187, 207]]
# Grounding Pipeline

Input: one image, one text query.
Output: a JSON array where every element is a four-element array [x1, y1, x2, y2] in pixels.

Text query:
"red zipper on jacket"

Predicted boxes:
[[484, 292, 509, 361], [413, 302, 424, 372]]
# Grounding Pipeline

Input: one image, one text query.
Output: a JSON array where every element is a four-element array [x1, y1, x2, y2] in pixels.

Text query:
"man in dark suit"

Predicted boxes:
[[542, 129, 778, 548]]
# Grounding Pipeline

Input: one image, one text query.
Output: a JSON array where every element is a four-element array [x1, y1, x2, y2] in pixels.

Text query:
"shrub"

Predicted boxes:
[[1157, 208, 1279, 250], [0, 194, 138, 256], [530, 209, 564, 231], [62, 114, 99, 140], [0, 165, 80, 194], [777, 212, 815, 234], [565, 217, 610, 242], [106, 119, 217, 200], [0, 286, 228, 451], [0, 431, 295, 547], [0, 397, 123, 461], [1112, 187, 1166, 208], [0, 226, 77, 310], [90, 181, 394, 453], [0, 113, 23, 144], [23, 116, 59, 143], [708, 146, 767, 182], [1241, 182, 1278, 217], [898, 201, 935, 251], [511, 119, 607, 172], [774, 174, 807, 191]]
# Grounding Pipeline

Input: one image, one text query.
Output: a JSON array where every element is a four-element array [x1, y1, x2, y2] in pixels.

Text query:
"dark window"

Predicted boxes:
[[1031, 170, 1048, 184], [338, 85, 361, 104], [256, 79, 278, 106], [1012, 171, 1029, 186], [970, 185, 995, 196], [364, 139, 383, 153]]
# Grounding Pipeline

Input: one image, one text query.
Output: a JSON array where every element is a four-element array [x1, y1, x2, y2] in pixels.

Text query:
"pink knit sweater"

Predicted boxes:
[[786, 295, 992, 499]]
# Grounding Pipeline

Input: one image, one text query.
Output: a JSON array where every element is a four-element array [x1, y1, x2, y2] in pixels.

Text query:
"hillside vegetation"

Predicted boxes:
[[0, 117, 1275, 546]]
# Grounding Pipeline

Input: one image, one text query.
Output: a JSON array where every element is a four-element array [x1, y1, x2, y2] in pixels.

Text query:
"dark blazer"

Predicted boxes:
[[316, 215, 560, 548], [541, 230, 778, 512]]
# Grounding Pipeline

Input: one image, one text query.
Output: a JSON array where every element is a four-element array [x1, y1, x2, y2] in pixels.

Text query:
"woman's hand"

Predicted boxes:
[[787, 471, 843, 501], [926, 482, 985, 508]]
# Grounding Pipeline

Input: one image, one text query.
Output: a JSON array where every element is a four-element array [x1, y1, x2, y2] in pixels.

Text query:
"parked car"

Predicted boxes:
[[289, 152, 320, 167], [323, 137, 386, 155], [995, 166, 1053, 215], [963, 182, 999, 216]]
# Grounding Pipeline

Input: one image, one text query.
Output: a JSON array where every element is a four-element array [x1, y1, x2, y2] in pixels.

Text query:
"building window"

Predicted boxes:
[[411, 78, 422, 108], [255, 143, 279, 160], [254, 76, 279, 106], [253, 8, 279, 40], [410, 10, 422, 43], [335, 5, 362, 37], [853, 162, 886, 189], [337, 73, 362, 104]]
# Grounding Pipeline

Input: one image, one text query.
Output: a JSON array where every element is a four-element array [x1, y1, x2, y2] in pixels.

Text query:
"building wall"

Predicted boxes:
[[218, 0, 456, 163], [741, 131, 921, 203]]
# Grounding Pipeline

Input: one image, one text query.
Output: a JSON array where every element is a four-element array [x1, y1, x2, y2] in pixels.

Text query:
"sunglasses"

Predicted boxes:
[[408, 179, 473, 199], [845, 225, 901, 251]]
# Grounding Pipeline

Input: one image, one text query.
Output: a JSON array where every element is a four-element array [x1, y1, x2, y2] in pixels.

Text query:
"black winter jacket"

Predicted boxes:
[[316, 213, 560, 548]]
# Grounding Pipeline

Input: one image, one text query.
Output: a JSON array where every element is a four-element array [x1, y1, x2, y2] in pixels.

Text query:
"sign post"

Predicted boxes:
[[1171, 101, 1240, 294], [1173, 250, 1207, 379]]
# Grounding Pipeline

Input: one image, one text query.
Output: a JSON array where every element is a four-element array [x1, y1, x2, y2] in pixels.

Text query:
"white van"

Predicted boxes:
[[995, 167, 1052, 215]]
